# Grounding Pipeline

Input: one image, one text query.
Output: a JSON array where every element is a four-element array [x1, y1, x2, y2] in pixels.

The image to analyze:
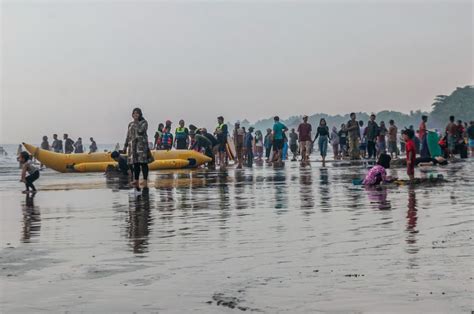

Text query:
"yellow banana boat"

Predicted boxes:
[[74, 159, 190, 172], [23, 143, 211, 173]]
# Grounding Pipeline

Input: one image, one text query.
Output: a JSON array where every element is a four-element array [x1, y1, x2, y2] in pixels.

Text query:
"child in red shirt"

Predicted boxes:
[[403, 129, 416, 180]]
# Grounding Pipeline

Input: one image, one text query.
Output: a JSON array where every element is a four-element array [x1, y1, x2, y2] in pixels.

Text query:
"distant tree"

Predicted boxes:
[[430, 86, 474, 127]]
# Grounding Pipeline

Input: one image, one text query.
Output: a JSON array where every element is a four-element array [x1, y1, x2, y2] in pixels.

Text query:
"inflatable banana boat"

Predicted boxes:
[[23, 143, 211, 173]]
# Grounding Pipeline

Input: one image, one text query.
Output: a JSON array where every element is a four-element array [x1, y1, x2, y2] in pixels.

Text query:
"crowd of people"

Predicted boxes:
[[17, 107, 474, 193]]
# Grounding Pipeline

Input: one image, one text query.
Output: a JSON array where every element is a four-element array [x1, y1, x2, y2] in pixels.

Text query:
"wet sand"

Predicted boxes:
[[1, 158, 473, 312]]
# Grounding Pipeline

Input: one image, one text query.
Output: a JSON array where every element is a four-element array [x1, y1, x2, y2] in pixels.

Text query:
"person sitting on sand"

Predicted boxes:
[[19, 151, 40, 194], [110, 151, 131, 177], [363, 153, 392, 186]]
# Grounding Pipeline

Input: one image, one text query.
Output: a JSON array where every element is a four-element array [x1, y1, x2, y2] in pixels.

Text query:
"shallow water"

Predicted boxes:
[[1, 145, 473, 312]]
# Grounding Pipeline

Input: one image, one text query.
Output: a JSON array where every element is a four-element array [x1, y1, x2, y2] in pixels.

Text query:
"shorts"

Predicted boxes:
[[273, 139, 284, 151], [299, 141, 311, 153], [388, 141, 397, 153], [469, 138, 474, 148], [448, 135, 456, 151], [218, 141, 227, 152]]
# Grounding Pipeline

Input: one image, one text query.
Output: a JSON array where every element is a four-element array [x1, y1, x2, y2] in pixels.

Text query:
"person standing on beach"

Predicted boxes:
[[313, 118, 330, 166], [89, 137, 98, 153], [64, 134, 74, 154], [467, 121, 474, 157], [347, 112, 360, 160], [124, 107, 153, 190], [264, 128, 273, 162], [174, 120, 189, 150], [297, 115, 312, 166], [366, 114, 379, 159], [245, 127, 254, 167], [41, 136, 50, 150], [330, 126, 340, 159], [404, 129, 416, 180], [388, 120, 398, 159], [419, 115, 429, 158], [154, 123, 164, 149], [338, 123, 348, 158], [74, 138, 84, 153], [52, 134, 63, 153], [233, 121, 245, 169], [272, 116, 288, 165], [377, 121, 387, 156], [215, 116, 228, 170], [445, 115, 457, 158], [254, 130, 264, 162], [359, 120, 367, 159], [289, 128, 299, 161]]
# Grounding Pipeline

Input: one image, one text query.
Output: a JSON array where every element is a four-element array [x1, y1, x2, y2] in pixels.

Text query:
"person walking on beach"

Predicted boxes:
[[388, 120, 398, 159], [330, 126, 340, 160], [366, 114, 379, 159], [347, 112, 360, 160], [124, 107, 153, 190], [174, 120, 189, 150], [215, 116, 228, 170], [264, 128, 273, 162], [289, 128, 299, 161], [245, 127, 254, 167], [74, 137, 84, 153], [52, 134, 63, 153], [40, 136, 50, 151], [419, 115, 429, 158], [64, 134, 74, 154], [359, 120, 367, 159], [297, 115, 312, 166], [338, 123, 348, 158], [19, 151, 40, 194], [313, 118, 330, 167], [233, 121, 245, 169], [89, 137, 98, 153], [446, 115, 457, 158], [272, 116, 288, 165]]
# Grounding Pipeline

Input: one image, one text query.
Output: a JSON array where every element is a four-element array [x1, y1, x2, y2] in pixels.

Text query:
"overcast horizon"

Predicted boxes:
[[1, 0, 472, 144]]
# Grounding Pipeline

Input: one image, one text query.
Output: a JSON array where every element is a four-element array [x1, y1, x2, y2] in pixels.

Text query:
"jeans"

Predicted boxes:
[[367, 140, 376, 158], [318, 135, 328, 157]]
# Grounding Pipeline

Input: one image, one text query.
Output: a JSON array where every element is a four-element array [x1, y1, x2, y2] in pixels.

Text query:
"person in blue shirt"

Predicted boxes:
[[245, 127, 254, 167], [272, 116, 288, 164]]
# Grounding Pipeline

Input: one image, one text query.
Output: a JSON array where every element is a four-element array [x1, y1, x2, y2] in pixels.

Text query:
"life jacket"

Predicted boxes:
[[162, 130, 173, 147], [175, 127, 188, 140]]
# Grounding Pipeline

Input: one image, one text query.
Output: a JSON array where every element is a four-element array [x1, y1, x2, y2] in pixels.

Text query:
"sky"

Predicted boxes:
[[1, 0, 472, 144]]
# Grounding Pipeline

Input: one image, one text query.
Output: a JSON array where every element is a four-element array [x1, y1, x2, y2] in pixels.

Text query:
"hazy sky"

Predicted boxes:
[[1, 0, 472, 144]]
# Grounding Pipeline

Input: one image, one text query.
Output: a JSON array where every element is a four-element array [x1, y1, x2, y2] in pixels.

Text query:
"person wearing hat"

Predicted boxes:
[[245, 127, 255, 167], [233, 121, 245, 169]]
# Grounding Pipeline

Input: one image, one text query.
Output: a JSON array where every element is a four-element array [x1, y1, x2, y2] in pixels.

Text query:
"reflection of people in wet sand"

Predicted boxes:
[[128, 188, 152, 254], [365, 186, 391, 210], [22, 194, 41, 242]]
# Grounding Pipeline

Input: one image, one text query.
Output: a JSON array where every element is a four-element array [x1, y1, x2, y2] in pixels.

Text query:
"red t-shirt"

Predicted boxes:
[[297, 123, 312, 142], [418, 122, 426, 139], [405, 139, 416, 163]]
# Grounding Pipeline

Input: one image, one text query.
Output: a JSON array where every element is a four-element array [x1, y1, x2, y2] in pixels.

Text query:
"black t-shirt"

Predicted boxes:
[[204, 133, 218, 146], [117, 156, 129, 174]]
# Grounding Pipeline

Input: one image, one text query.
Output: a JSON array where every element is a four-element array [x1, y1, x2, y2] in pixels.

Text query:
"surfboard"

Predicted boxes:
[[226, 136, 236, 161], [427, 131, 442, 157]]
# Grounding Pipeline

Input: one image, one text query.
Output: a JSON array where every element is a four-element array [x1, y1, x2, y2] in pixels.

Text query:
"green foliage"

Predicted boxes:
[[234, 86, 473, 132], [430, 85, 474, 126]]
